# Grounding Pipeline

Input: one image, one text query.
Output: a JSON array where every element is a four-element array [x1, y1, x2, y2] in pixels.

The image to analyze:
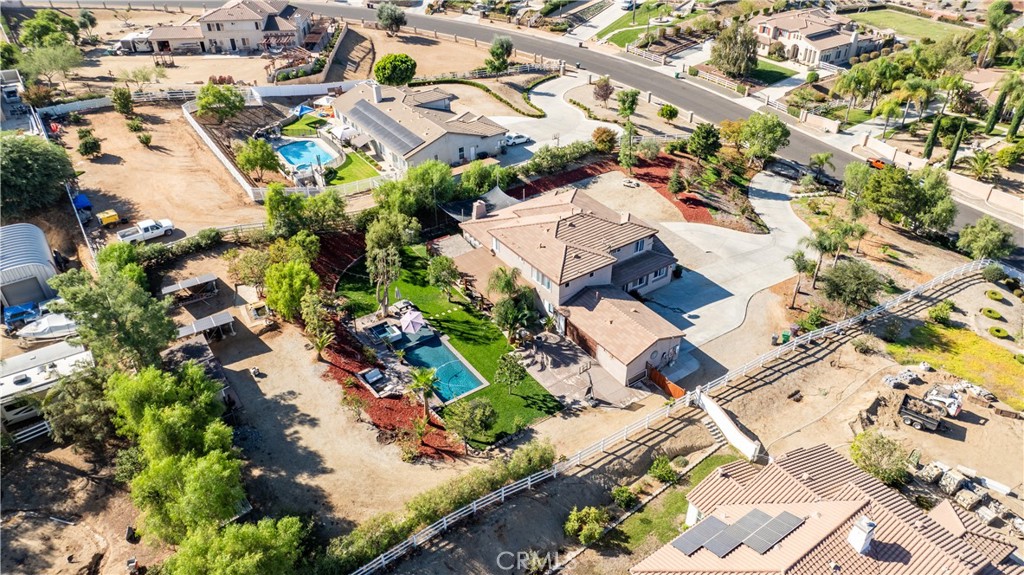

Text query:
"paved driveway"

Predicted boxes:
[[645, 172, 809, 348]]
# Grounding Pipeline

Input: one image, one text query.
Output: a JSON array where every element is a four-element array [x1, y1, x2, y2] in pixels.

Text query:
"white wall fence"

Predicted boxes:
[[626, 44, 669, 66], [694, 393, 762, 460], [36, 96, 111, 117], [347, 258, 1012, 575], [182, 100, 257, 199], [816, 61, 843, 74]]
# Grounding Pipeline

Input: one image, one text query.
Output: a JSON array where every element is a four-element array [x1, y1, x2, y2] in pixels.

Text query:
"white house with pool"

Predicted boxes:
[[329, 82, 508, 171]]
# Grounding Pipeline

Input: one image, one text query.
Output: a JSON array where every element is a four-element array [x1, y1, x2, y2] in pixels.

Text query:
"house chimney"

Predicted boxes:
[[372, 83, 383, 104], [471, 200, 487, 220], [847, 516, 876, 555]]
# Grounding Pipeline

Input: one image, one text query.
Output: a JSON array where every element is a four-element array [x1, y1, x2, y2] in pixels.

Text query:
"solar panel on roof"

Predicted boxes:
[[704, 530, 742, 558], [349, 99, 424, 155], [743, 511, 805, 554], [671, 516, 726, 556], [727, 508, 773, 540]]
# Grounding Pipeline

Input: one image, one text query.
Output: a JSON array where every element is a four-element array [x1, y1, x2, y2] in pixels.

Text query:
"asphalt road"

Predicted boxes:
[[61, 0, 1024, 253]]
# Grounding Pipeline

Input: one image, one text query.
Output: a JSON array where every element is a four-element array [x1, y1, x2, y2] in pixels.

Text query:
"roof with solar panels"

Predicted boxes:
[[631, 444, 1023, 575]]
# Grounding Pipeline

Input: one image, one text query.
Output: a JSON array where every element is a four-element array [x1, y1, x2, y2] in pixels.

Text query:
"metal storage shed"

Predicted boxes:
[[0, 224, 57, 307]]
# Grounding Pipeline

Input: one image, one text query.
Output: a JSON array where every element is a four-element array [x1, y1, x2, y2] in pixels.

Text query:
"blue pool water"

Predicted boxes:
[[400, 335, 486, 403], [277, 139, 335, 169]]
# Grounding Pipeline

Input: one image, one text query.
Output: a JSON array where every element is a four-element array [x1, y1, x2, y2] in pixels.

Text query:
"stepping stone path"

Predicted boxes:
[[428, 307, 460, 320]]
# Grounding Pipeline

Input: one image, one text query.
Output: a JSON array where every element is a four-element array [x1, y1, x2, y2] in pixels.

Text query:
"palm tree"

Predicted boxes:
[[867, 58, 901, 113], [826, 219, 855, 266], [310, 332, 335, 362], [978, 1, 1015, 68], [786, 249, 817, 309], [873, 96, 903, 142], [849, 222, 870, 254], [903, 75, 936, 125], [986, 71, 1024, 134], [832, 67, 871, 123], [938, 73, 970, 115], [960, 150, 1002, 182], [847, 198, 866, 221], [800, 228, 842, 289], [809, 152, 835, 180], [488, 266, 522, 299], [408, 367, 439, 419]]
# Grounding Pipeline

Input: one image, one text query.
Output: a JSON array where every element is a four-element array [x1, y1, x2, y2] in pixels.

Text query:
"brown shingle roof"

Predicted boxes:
[[563, 287, 683, 364], [632, 444, 1017, 575]]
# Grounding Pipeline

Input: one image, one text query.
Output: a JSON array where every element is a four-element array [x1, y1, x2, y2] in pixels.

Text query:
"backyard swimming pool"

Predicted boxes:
[[277, 139, 337, 170], [400, 335, 487, 403]]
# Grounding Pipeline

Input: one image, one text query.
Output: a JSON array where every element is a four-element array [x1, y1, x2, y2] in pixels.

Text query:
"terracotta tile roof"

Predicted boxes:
[[460, 189, 658, 283], [631, 444, 1018, 575], [563, 287, 683, 364], [749, 8, 849, 35], [610, 248, 676, 288], [452, 247, 532, 303]]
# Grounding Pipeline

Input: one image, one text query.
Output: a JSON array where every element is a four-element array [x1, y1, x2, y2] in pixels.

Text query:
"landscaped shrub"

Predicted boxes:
[[126, 118, 144, 132], [981, 263, 1007, 283], [648, 455, 676, 484], [851, 336, 878, 354], [927, 299, 955, 325], [1015, 353, 1024, 364], [986, 290, 1004, 301], [564, 506, 609, 545], [137, 132, 152, 147], [796, 305, 826, 332], [1014, 288, 1024, 298], [664, 139, 688, 154], [136, 228, 223, 267], [611, 485, 639, 510], [688, 67, 700, 77], [548, 20, 570, 32], [806, 71, 819, 83], [989, 326, 1010, 338], [880, 318, 904, 342], [982, 307, 1003, 320]]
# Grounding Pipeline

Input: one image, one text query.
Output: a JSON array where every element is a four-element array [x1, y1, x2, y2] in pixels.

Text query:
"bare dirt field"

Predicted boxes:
[[442, 82, 526, 118], [357, 27, 492, 78], [63, 104, 264, 240], [565, 81, 695, 137], [157, 253, 477, 536], [1, 447, 172, 575]]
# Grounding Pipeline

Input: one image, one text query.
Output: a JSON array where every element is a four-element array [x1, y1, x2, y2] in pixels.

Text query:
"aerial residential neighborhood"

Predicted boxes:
[[0, 0, 1022, 573]]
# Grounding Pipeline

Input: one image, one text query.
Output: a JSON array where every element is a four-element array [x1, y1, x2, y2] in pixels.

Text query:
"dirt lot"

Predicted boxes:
[[63, 104, 264, 240], [565, 80, 695, 137], [158, 253, 476, 536], [1, 447, 172, 575], [354, 27, 492, 78]]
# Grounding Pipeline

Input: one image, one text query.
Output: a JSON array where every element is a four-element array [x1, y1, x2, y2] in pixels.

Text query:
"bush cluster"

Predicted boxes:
[[989, 326, 1010, 338], [516, 140, 595, 177], [982, 263, 1007, 283], [927, 299, 955, 325], [612, 485, 639, 510], [981, 307, 1003, 320], [986, 289, 1004, 301], [136, 228, 223, 267], [564, 505, 609, 545], [648, 455, 676, 484]]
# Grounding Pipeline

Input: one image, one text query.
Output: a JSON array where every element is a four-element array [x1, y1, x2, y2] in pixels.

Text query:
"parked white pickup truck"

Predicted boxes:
[[117, 219, 174, 244]]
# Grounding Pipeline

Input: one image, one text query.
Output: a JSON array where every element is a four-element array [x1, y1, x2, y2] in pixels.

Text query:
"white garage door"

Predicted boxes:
[[2, 277, 46, 307]]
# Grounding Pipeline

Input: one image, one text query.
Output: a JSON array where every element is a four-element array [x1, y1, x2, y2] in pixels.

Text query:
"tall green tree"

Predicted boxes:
[[809, 152, 835, 179], [48, 269, 175, 370], [408, 367, 439, 418], [18, 44, 81, 89], [619, 120, 638, 174], [687, 123, 721, 163], [800, 227, 842, 288], [460, 159, 498, 196], [944, 119, 966, 170], [376, 2, 407, 36], [77, 9, 97, 37], [117, 65, 168, 91], [365, 211, 420, 254], [593, 76, 613, 108], [443, 398, 497, 449], [264, 260, 320, 321], [978, 0, 1014, 68], [426, 255, 460, 301], [819, 260, 885, 315], [922, 113, 942, 159], [106, 364, 225, 440], [368, 245, 402, 314], [112, 86, 134, 116], [739, 112, 790, 166], [235, 138, 283, 182], [873, 96, 902, 141], [196, 82, 245, 123], [41, 367, 115, 454], [164, 517, 305, 575], [0, 41, 19, 69], [488, 266, 522, 299], [1008, 98, 1024, 140], [373, 53, 417, 85], [862, 165, 914, 225], [265, 183, 304, 237], [914, 165, 957, 232], [0, 133, 75, 219], [19, 9, 78, 47], [658, 104, 679, 124], [485, 35, 513, 74], [850, 429, 909, 486], [495, 352, 527, 396], [615, 89, 640, 118], [710, 20, 758, 78], [957, 215, 1016, 259], [303, 188, 350, 231]]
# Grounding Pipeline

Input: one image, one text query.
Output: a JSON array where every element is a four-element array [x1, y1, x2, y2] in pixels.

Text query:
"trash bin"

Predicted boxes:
[[781, 331, 791, 343], [674, 71, 681, 79]]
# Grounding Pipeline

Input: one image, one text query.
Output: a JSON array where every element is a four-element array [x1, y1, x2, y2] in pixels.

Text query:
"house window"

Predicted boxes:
[[207, 23, 213, 31], [458, 147, 465, 160], [241, 38, 249, 47], [545, 301, 554, 314], [255, 22, 260, 29], [563, 282, 569, 288], [532, 267, 551, 290], [613, 248, 620, 254], [491, 237, 500, 253], [633, 238, 645, 253], [653, 267, 667, 280], [630, 275, 648, 289], [216, 23, 223, 31], [589, 272, 595, 277]]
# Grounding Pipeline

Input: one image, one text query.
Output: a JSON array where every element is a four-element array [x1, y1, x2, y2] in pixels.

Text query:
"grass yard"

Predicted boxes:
[[598, 1, 675, 41], [887, 323, 1024, 410], [846, 10, 963, 42], [824, 106, 872, 130], [336, 246, 563, 444], [748, 59, 797, 85], [609, 454, 741, 551], [281, 114, 327, 137], [327, 151, 378, 185], [606, 10, 705, 47]]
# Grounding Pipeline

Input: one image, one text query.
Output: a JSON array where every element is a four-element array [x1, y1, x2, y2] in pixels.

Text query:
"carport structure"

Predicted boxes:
[[0, 224, 57, 307]]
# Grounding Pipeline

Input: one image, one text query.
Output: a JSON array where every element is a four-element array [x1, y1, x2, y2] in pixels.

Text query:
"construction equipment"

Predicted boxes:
[[97, 209, 128, 229], [899, 394, 946, 432], [924, 385, 963, 418]]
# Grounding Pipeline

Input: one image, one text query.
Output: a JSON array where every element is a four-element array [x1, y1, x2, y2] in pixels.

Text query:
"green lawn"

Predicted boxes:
[[611, 454, 741, 551], [281, 114, 327, 137], [748, 58, 797, 86], [846, 9, 963, 42], [605, 9, 705, 47], [598, 1, 674, 41], [336, 246, 563, 444], [824, 106, 872, 130], [328, 151, 378, 185], [887, 322, 1024, 410]]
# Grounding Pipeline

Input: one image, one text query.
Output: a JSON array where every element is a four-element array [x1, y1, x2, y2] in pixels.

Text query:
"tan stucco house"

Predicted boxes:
[[147, 0, 312, 54], [749, 8, 881, 66]]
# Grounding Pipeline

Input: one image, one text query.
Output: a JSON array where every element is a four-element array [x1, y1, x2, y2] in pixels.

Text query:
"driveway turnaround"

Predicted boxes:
[[645, 172, 809, 348]]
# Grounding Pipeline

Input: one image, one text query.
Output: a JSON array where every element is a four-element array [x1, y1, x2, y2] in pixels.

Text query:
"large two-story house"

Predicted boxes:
[[147, 0, 312, 54], [748, 8, 881, 67], [457, 189, 685, 386]]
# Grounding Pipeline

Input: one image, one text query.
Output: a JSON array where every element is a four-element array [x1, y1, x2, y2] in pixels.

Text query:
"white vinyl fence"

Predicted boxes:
[[348, 258, 1010, 575]]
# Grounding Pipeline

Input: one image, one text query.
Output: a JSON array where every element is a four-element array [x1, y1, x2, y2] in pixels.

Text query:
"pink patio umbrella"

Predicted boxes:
[[400, 310, 426, 334]]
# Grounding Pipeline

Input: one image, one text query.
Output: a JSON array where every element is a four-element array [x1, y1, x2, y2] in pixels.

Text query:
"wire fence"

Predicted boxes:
[[348, 258, 1009, 575]]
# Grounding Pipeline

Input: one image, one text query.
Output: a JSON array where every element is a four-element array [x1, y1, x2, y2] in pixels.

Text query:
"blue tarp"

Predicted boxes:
[[72, 194, 92, 211], [293, 105, 315, 117]]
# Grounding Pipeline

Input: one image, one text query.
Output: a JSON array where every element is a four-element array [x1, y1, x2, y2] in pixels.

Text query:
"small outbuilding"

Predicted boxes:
[[0, 223, 58, 307]]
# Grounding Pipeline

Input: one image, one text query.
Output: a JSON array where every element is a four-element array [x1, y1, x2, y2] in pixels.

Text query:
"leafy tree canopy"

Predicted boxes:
[[0, 132, 75, 220], [377, 2, 407, 36], [850, 429, 910, 486], [265, 260, 320, 322], [365, 210, 421, 254], [957, 215, 1016, 259], [235, 138, 282, 182], [710, 20, 758, 78], [164, 517, 306, 575], [196, 82, 245, 123], [819, 260, 886, 313], [740, 112, 790, 165], [373, 53, 416, 86], [42, 366, 115, 453]]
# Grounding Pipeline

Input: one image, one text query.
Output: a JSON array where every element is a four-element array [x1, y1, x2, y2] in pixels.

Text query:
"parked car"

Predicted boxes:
[[117, 219, 174, 244], [621, 0, 637, 9], [866, 157, 887, 170], [504, 133, 530, 146]]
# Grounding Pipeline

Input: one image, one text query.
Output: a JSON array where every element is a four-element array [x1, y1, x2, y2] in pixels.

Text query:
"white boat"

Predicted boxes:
[[16, 313, 78, 342]]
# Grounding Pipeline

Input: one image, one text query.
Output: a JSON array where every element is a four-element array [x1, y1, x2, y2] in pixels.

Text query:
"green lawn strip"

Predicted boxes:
[[282, 114, 327, 136], [598, 2, 671, 40], [610, 454, 742, 551], [846, 10, 962, 42], [887, 323, 1024, 410], [606, 9, 704, 47], [335, 246, 562, 443], [329, 151, 378, 185], [824, 106, 872, 130], [748, 59, 797, 85]]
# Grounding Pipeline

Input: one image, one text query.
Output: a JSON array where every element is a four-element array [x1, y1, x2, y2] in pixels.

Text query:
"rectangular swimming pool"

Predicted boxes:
[[277, 138, 337, 170], [400, 335, 487, 403]]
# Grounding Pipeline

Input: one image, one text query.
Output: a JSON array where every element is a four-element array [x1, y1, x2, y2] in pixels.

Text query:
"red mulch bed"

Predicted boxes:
[[313, 230, 366, 291], [630, 154, 716, 225], [507, 159, 619, 199]]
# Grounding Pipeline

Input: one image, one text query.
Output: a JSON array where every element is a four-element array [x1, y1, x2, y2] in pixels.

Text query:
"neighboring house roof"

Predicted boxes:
[[331, 83, 507, 160], [749, 8, 849, 35], [199, 0, 284, 21], [442, 185, 520, 223], [632, 444, 1021, 575], [460, 189, 660, 284], [263, 15, 296, 31], [563, 286, 684, 365], [0, 341, 93, 403], [147, 24, 205, 41]]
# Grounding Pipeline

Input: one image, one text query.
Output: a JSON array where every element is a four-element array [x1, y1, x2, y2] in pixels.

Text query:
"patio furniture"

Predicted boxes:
[[400, 310, 426, 334]]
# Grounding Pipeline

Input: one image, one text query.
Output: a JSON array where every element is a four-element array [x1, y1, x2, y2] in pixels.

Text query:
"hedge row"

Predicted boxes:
[[521, 73, 560, 115], [136, 228, 223, 267]]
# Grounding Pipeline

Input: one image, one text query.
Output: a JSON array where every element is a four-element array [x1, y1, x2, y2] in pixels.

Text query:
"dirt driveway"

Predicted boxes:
[[65, 104, 264, 240]]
